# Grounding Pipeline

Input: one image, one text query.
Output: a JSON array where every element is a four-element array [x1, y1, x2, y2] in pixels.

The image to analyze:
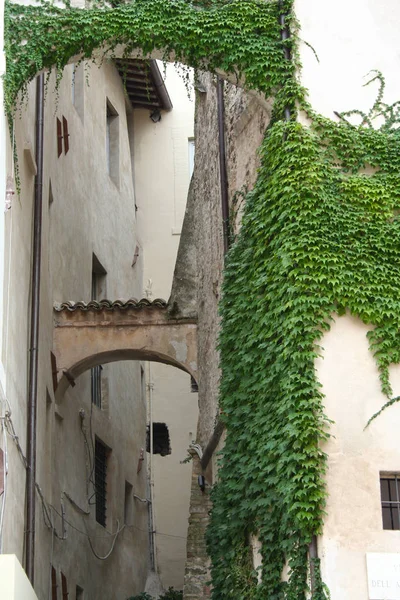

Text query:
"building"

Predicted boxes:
[[0, 46, 196, 599], [2, 1, 400, 599]]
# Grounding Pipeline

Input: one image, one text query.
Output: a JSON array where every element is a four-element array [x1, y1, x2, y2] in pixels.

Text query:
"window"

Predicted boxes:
[[188, 138, 195, 178], [72, 63, 85, 122], [106, 99, 119, 184], [190, 375, 198, 393], [95, 438, 110, 527], [56, 117, 69, 157], [76, 585, 84, 600], [124, 481, 133, 525], [61, 572, 68, 600], [380, 474, 400, 529], [91, 255, 106, 408], [51, 566, 58, 600], [146, 423, 171, 456]]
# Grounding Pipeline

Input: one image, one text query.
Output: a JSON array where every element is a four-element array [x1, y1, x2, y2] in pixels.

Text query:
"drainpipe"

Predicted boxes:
[[279, 1, 292, 122], [216, 76, 229, 255], [25, 72, 44, 585], [309, 535, 318, 594]]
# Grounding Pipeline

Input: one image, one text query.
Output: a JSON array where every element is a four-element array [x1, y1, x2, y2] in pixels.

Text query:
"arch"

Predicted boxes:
[[53, 299, 197, 402]]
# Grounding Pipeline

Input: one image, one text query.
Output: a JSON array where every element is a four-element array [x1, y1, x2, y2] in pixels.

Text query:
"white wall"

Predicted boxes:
[[134, 63, 198, 591], [0, 555, 39, 600], [0, 0, 7, 391]]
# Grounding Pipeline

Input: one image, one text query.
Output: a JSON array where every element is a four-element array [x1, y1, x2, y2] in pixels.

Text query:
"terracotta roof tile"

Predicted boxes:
[[54, 298, 167, 312]]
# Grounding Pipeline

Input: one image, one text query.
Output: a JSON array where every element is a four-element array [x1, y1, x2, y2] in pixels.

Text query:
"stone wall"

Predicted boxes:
[[180, 74, 270, 599]]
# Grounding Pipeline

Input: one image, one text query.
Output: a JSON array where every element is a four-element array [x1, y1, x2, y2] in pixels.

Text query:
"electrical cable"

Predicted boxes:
[[82, 518, 124, 560]]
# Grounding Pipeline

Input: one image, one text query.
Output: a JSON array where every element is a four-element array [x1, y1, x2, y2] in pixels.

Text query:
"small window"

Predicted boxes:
[[72, 63, 85, 122], [91, 365, 102, 409], [146, 423, 171, 456], [380, 474, 400, 529], [188, 138, 195, 178], [95, 438, 110, 527], [190, 375, 198, 393], [61, 572, 68, 600], [106, 99, 119, 185], [76, 585, 84, 600], [124, 481, 133, 525], [51, 566, 58, 600]]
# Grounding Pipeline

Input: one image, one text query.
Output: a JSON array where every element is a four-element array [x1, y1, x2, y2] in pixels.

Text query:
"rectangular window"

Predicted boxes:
[[95, 438, 109, 527], [61, 572, 68, 600], [91, 255, 106, 408], [106, 99, 119, 185], [124, 481, 133, 525], [380, 474, 400, 529], [72, 63, 85, 122], [51, 566, 58, 600], [76, 585, 84, 600], [188, 138, 195, 178]]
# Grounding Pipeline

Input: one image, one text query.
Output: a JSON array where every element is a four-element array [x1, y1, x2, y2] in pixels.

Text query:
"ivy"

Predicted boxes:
[[4, 0, 400, 598]]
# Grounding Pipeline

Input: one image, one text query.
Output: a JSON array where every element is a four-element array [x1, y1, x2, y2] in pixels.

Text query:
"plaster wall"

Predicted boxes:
[[296, 3, 400, 597], [317, 315, 400, 599], [0, 0, 7, 390], [134, 63, 198, 590], [0, 555, 39, 599], [1, 60, 148, 600]]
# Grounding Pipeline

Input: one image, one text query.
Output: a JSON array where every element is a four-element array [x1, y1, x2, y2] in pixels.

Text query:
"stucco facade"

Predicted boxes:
[[1, 60, 150, 599], [134, 64, 198, 591]]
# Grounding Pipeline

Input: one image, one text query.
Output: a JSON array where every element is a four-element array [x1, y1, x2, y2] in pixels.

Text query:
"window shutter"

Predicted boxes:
[[56, 118, 63, 158], [51, 566, 58, 600], [61, 572, 68, 600], [62, 117, 69, 154]]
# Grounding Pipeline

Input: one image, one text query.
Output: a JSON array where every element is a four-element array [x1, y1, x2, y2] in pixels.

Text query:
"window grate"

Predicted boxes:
[[95, 439, 108, 527], [380, 475, 400, 530]]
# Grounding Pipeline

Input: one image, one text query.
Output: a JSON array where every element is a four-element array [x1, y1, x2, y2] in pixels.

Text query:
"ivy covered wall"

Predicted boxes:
[[4, 0, 400, 597]]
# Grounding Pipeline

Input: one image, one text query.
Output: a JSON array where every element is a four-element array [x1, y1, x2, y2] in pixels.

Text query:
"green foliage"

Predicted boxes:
[[159, 588, 183, 600], [126, 594, 152, 600], [5, 0, 400, 598]]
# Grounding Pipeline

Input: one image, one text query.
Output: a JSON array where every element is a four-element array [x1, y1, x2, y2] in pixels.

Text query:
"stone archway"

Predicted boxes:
[[52, 298, 197, 401]]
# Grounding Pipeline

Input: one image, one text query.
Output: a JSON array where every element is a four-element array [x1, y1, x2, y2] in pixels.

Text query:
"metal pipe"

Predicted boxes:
[[309, 535, 318, 594], [279, 1, 292, 122], [25, 72, 44, 585], [216, 76, 230, 255]]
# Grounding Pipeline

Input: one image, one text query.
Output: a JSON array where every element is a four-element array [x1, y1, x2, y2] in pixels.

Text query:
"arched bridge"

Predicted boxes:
[[53, 298, 197, 400]]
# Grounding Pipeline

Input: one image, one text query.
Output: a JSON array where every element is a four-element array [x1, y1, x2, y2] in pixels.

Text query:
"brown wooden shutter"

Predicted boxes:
[[51, 566, 58, 600], [62, 117, 69, 154], [56, 118, 63, 158], [51, 352, 58, 393], [61, 572, 68, 599]]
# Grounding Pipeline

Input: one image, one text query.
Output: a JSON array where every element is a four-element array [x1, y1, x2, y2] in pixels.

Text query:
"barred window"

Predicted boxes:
[[95, 439, 110, 527], [380, 474, 400, 530]]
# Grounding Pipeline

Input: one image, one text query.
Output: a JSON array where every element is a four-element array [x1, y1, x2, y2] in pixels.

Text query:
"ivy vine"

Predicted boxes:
[[4, 0, 400, 598]]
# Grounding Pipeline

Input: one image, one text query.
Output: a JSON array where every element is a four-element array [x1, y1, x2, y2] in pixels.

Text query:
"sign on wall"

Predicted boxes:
[[367, 553, 400, 599]]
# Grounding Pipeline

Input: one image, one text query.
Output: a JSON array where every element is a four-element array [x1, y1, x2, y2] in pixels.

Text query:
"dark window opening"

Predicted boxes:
[[124, 481, 133, 525], [146, 423, 171, 456], [95, 438, 109, 527], [51, 566, 58, 600], [91, 255, 106, 408], [61, 572, 68, 600], [91, 364, 102, 409], [380, 474, 400, 530], [190, 375, 198, 393], [76, 585, 84, 600]]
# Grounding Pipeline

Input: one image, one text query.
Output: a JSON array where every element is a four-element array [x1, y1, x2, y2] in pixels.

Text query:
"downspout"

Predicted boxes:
[[25, 72, 44, 585], [279, 1, 292, 122], [216, 76, 229, 256], [199, 76, 229, 474]]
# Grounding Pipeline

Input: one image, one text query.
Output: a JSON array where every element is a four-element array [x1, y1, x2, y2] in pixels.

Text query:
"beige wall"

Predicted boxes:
[[1, 60, 149, 599], [296, 2, 400, 596], [317, 315, 400, 599], [0, 555, 39, 600], [134, 63, 198, 591]]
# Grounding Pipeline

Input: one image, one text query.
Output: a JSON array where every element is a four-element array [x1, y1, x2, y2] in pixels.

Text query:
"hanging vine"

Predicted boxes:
[[4, 0, 400, 597]]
